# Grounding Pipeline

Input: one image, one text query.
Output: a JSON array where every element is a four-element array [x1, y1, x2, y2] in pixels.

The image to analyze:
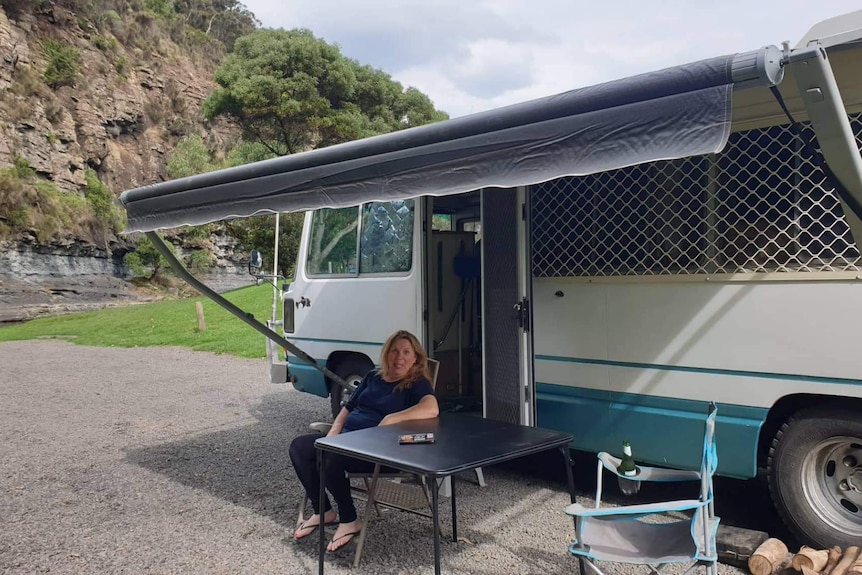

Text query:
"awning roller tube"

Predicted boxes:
[[121, 48, 785, 233], [730, 46, 785, 88]]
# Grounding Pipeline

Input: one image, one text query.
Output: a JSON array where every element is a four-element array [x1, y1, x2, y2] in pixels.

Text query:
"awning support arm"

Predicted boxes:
[[783, 46, 862, 229], [145, 231, 353, 393]]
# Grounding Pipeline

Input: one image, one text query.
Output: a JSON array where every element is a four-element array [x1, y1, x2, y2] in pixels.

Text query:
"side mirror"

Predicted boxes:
[[249, 250, 263, 275]]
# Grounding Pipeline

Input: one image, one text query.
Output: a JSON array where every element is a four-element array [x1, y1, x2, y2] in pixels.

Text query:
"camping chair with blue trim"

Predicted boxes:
[[565, 402, 719, 575]]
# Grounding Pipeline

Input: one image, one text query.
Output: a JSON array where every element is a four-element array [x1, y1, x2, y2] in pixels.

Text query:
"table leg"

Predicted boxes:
[[318, 449, 326, 575], [352, 463, 380, 568], [450, 475, 457, 542], [560, 445, 575, 503], [431, 474, 441, 575], [560, 446, 586, 575]]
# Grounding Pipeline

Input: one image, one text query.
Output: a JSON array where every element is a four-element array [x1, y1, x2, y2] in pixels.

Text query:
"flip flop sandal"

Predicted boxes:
[[294, 518, 338, 540], [326, 530, 362, 552]]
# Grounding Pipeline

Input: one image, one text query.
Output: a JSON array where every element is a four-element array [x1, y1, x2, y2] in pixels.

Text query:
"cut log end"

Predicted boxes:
[[750, 538, 790, 575]]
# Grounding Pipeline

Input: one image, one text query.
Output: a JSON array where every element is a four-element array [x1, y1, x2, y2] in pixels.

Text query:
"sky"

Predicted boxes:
[[239, 1, 862, 118]]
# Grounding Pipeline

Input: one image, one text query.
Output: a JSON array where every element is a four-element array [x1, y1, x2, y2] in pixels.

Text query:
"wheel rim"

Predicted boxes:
[[801, 436, 862, 536], [336, 374, 362, 407]]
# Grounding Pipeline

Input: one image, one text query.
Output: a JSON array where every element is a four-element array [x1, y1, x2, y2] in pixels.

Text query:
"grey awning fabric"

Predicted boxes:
[[120, 54, 736, 232]]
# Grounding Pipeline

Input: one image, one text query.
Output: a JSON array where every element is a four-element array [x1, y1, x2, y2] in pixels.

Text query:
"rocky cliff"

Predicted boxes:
[[0, 4, 249, 322]]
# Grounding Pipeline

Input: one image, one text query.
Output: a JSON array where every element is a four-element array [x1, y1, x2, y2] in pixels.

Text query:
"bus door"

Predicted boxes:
[[481, 187, 534, 425]]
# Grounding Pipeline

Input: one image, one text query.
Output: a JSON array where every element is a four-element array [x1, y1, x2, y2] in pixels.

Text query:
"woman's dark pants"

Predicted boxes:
[[289, 433, 377, 523]]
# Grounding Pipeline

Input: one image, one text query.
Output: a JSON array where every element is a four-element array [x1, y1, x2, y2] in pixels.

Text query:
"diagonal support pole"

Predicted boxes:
[[145, 231, 352, 392]]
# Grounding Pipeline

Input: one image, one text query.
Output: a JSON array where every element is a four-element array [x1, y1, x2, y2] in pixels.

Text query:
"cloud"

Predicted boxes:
[[240, 0, 862, 117], [251, 0, 543, 73]]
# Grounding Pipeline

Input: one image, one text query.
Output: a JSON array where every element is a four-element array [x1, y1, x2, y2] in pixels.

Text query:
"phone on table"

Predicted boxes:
[[398, 433, 435, 444]]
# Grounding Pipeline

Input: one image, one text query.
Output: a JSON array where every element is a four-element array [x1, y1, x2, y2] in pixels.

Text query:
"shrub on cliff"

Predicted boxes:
[[0, 158, 89, 243], [83, 168, 125, 234], [41, 39, 80, 88], [0, 159, 124, 245]]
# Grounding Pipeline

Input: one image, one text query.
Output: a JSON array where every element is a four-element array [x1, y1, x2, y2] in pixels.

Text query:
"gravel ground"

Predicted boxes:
[[0, 341, 754, 575]]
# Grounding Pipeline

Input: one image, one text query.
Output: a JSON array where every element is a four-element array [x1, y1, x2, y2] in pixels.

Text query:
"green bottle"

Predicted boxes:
[[617, 440, 637, 477], [616, 440, 640, 495]]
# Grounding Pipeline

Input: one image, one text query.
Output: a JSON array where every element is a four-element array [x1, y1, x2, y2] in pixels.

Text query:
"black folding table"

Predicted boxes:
[[314, 413, 574, 575]]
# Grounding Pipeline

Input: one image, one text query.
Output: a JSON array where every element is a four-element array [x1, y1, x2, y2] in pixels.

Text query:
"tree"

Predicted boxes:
[[203, 28, 448, 157], [226, 212, 303, 280], [172, 0, 259, 49], [222, 142, 303, 279], [166, 134, 214, 179], [123, 235, 176, 279], [203, 28, 447, 279]]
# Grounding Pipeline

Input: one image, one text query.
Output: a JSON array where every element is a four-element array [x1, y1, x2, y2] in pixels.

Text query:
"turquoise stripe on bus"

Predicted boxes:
[[535, 354, 862, 386], [535, 383, 766, 479], [289, 337, 383, 347], [287, 357, 328, 398]]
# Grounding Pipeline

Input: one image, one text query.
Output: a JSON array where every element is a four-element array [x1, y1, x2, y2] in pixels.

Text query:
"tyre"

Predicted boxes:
[[329, 356, 373, 419], [768, 407, 862, 548]]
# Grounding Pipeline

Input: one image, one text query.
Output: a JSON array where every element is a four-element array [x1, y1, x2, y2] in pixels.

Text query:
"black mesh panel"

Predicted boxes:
[[482, 188, 522, 424]]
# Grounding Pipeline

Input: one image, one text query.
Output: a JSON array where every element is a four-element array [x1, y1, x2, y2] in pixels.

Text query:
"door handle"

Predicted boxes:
[[513, 298, 530, 331]]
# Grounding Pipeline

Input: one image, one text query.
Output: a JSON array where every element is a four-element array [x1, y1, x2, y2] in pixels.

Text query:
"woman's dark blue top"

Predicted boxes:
[[342, 371, 433, 432]]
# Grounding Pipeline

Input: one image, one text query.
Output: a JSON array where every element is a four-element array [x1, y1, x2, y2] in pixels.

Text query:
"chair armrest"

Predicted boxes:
[[598, 452, 701, 482], [310, 422, 333, 434], [564, 498, 705, 518]]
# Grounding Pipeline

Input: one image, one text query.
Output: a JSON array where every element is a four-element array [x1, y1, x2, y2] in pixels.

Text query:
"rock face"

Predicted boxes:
[[0, 234, 250, 323], [0, 6, 238, 194], [0, 5, 248, 322]]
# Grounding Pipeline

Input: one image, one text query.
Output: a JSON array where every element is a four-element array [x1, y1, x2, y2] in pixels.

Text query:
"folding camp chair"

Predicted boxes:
[[565, 402, 719, 575], [297, 359, 483, 566]]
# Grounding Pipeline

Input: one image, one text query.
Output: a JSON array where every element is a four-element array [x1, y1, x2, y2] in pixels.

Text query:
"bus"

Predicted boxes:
[[121, 11, 862, 549]]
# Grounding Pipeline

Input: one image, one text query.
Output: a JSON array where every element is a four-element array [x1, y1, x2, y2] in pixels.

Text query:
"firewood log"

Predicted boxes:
[[749, 538, 790, 575], [832, 546, 860, 575], [792, 547, 829, 572], [823, 547, 843, 575], [848, 553, 862, 575], [774, 553, 797, 575]]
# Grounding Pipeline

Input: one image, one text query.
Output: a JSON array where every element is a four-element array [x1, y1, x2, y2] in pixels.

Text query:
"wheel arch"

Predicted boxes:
[[758, 393, 862, 469], [324, 351, 375, 396]]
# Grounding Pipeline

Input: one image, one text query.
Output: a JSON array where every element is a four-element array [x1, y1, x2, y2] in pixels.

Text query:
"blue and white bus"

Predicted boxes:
[[121, 11, 862, 549]]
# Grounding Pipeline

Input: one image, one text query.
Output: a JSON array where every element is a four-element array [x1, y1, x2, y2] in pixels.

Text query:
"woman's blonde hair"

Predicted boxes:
[[379, 330, 430, 390]]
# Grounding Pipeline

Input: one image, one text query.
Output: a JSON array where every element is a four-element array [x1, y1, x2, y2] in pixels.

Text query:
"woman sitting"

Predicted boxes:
[[288, 329, 439, 552]]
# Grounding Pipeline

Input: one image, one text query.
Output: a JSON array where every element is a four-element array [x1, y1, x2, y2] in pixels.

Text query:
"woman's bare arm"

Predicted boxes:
[[379, 395, 439, 426], [327, 407, 350, 436]]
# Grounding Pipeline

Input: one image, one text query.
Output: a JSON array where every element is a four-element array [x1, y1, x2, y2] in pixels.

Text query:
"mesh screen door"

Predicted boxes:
[[482, 188, 526, 425]]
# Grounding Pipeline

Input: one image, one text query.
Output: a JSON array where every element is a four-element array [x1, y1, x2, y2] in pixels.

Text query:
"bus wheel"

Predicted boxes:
[[768, 407, 862, 548], [329, 357, 372, 419]]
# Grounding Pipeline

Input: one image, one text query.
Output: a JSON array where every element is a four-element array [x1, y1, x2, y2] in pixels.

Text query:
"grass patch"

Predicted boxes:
[[0, 284, 283, 359]]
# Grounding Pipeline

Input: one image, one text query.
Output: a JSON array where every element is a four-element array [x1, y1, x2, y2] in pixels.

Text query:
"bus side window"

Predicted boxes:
[[306, 206, 359, 276], [359, 200, 415, 274]]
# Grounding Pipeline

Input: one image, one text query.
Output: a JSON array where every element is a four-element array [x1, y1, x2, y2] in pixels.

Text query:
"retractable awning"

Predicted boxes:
[[120, 48, 783, 233]]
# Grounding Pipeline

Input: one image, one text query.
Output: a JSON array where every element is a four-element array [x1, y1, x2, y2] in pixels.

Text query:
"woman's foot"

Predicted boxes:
[[294, 510, 338, 540], [326, 520, 362, 552]]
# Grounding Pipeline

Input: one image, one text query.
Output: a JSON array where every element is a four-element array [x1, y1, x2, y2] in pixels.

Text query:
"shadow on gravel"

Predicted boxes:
[[125, 389, 798, 570], [122, 392, 586, 569], [124, 391, 312, 531], [495, 448, 799, 548]]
